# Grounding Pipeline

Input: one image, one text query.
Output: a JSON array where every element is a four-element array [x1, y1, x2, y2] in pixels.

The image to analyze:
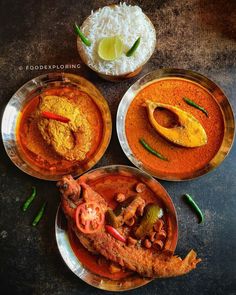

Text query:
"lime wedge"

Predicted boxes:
[[98, 36, 124, 61]]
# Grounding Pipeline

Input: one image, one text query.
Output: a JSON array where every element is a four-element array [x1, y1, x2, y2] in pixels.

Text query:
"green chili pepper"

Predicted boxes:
[[126, 37, 141, 57], [183, 194, 204, 224], [22, 186, 37, 212], [183, 97, 208, 117], [139, 138, 168, 161], [74, 23, 91, 46], [32, 202, 47, 226]]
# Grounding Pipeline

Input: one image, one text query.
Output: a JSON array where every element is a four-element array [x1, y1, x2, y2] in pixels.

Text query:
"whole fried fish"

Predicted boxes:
[[58, 175, 201, 278]]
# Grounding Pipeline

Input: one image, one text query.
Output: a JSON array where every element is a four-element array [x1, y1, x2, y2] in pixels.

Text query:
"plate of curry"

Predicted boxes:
[[117, 68, 235, 180], [1, 73, 112, 180], [55, 165, 179, 291]]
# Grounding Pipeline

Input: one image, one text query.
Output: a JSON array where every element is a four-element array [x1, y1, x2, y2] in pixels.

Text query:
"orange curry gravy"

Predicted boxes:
[[68, 173, 169, 280], [16, 87, 103, 173], [125, 78, 225, 178]]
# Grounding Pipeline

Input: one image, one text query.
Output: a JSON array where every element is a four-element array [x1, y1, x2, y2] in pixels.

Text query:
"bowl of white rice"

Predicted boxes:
[[77, 3, 156, 81]]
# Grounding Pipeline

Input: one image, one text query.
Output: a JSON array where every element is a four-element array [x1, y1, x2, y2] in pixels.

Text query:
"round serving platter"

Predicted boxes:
[[117, 68, 235, 181], [1, 73, 112, 181], [55, 165, 178, 291]]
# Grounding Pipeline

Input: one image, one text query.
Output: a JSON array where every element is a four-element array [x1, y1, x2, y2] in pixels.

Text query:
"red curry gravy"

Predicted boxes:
[[68, 173, 170, 280], [125, 78, 225, 178], [16, 87, 103, 173]]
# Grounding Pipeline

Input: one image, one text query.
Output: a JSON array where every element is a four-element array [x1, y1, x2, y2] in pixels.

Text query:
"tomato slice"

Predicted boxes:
[[75, 202, 104, 234]]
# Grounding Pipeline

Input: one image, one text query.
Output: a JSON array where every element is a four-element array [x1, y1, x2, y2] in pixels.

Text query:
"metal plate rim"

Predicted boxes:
[[55, 164, 178, 291], [1, 72, 112, 181], [116, 68, 235, 181]]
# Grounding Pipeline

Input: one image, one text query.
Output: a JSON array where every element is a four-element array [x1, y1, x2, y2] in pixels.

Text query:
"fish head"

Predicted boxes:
[[58, 176, 107, 220], [57, 175, 81, 200]]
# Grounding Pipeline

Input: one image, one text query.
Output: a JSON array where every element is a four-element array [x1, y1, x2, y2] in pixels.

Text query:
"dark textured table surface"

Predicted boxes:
[[0, 0, 236, 294]]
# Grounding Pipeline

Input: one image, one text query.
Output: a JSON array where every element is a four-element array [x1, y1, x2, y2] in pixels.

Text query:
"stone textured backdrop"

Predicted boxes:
[[0, 1, 235, 294]]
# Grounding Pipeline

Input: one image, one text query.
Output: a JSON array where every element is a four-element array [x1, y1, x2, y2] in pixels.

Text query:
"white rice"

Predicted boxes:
[[78, 3, 156, 76]]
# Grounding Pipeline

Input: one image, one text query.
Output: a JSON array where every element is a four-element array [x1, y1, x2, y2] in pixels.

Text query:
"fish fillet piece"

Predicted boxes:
[[58, 175, 201, 278], [146, 100, 207, 147], [37, 95, 92, 161], [22, 116, 61, 162]]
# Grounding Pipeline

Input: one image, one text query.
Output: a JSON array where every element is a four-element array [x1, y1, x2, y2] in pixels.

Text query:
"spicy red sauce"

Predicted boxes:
[[125, 78, 225, 178], [68, 173, 171, 280], [16, 86, 103, 173]]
